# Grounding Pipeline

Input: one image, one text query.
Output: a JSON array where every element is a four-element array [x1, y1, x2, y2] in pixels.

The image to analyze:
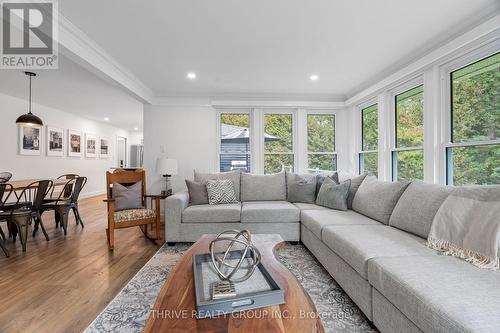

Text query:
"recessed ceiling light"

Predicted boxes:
[[104, 117, 109, 121], [134, 127, 138, 131], [310, 74, 319, 81], [187, 72, 197, 80]]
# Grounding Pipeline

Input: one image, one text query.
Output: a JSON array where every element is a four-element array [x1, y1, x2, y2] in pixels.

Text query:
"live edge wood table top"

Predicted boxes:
[[143, 234, 324, 333]]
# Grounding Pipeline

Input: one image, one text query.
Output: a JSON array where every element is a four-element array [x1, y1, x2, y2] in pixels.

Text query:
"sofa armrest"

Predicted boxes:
[[165, 190, 189, 241]]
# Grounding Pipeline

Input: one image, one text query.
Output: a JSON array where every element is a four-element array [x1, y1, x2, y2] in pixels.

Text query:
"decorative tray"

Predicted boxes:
[[192, 251, 285, 318]]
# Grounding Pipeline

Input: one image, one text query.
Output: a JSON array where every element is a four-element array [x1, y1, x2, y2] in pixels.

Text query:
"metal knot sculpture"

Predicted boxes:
[[209, 229, 261, 283]]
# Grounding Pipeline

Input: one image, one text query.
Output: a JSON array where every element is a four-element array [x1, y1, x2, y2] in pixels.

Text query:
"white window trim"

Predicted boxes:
[[440, 44, 500, 185], [306, 112, 337, 173]]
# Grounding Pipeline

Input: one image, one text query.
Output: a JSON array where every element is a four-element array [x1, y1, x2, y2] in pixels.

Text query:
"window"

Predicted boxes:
[[359, 104, 378, 176], [447, 52, 500, 185], [219, 113, 251, 173], [393, 85, 424, 181], [307, 114, 336, 172], [264, 113, 294, 174]]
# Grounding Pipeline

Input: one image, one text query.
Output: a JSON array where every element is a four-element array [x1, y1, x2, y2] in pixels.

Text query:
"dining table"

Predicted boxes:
[[6, 178, 68, 191]]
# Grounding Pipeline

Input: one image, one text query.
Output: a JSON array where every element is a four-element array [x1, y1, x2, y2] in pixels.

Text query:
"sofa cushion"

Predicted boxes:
[[343, 174, 367, 209], [182, 203, 241, 223], [352, 176, 410, 224], [301, 209, 381, 240], [185, 179, 209, 205], [368, 255, 500, 333], [286, 172, 317, 203], [194, 170, 241, 200], [389, 181, 453, 238], [292, 203, 328, 211], [241, 201, 299, 223], [241, 172, 286, 201], [315, 178, 351, 211], [322, 225, 436, 278]]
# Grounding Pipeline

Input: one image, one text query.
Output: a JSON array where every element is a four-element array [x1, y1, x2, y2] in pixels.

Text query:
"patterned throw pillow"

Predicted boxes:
[[206, 179, 238, 205]]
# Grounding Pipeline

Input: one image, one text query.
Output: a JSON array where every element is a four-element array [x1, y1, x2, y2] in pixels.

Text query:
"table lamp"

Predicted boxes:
[[156, 157, 178, 195]]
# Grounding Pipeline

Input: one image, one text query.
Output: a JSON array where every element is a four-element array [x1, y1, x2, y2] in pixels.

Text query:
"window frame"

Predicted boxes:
[[442, 50, 500, 185], [358, 102, 378, 176], [217, 109, 253, 173], [306, 112, 337, 173], [390, 80, 425, 181], [263, 110, 297, 174]]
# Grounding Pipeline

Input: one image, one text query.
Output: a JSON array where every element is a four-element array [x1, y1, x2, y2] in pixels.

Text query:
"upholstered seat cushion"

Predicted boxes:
[[368, 255, 500, 333], [292, 203, 328, 211], [182, 203, 241, 223], [241, 201, 299, 223], [322, 225, 436, 278], [301, 209, 381, 240], [114, 208, 156, 223]]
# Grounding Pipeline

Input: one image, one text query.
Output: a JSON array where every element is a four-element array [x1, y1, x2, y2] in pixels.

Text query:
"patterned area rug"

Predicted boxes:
[[84, 243, 374, 333]]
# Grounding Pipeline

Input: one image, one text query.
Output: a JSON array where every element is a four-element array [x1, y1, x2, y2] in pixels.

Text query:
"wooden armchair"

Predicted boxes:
[[104, 169, 162, 250]]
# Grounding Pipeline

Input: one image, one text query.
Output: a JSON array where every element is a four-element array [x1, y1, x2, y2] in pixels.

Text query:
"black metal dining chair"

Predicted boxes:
[[39, 176, 87, 235], [0, 182, 14, 257], [0, 172, 12, 183], [0, 180, 51, 252]]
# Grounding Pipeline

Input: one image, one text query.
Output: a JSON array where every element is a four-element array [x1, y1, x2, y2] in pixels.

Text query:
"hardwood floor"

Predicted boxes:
[[0, 195, 164, 333]]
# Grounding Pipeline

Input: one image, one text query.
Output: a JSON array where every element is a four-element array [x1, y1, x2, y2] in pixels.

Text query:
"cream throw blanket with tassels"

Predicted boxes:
[[427, 185, 500, 271]]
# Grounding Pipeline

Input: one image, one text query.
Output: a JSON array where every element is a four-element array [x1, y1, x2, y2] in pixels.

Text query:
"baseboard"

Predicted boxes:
[[79, 190, 106, 199]]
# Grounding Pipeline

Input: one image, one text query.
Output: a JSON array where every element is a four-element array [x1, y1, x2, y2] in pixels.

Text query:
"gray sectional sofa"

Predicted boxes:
[[165, 171, 500, 333]]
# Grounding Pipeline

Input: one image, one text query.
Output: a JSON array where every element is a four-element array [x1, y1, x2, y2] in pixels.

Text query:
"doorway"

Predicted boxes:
[[116, 136, 127, 168]]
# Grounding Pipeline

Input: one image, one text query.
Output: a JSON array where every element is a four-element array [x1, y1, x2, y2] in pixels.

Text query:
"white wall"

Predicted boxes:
[[0, 92, 132, 197]]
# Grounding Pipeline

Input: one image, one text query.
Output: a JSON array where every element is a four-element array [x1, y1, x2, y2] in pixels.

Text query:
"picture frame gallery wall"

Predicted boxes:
[[18, 124, 111, 159]]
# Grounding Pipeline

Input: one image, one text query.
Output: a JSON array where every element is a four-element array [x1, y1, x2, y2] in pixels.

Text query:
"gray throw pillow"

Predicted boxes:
[[315, 177, 351, 211], [352, 176, 410, 224], [206, 179, 238, 205], [194, 170, 241, 200], [185, 179, 209, 205], [315, 172, 339, 196], [112, 181, 143, 211], [286, 172, 317, 203], [346, 174, 366, 209]]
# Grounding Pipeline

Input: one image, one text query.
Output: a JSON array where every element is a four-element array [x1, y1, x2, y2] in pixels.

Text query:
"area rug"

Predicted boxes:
[[84, 243, 374, 333]]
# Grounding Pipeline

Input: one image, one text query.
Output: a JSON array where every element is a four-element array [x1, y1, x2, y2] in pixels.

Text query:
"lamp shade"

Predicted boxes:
[[156, 157, 178, 176], [16, 113, 43, 127]]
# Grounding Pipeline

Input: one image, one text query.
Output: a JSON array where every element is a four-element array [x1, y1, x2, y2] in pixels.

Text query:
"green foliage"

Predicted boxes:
[[360, 152, 378, 177], [396, 149, 424, 181], [396, 85, 424, 148], [362, 105, 378, 151], [264, 114, 293, 153], [221, 114, 249, 127], [264, 154, 294, 174], [451, 52, 499, 185], [308, 154, 336, 172], [307, 115, 335, 152]]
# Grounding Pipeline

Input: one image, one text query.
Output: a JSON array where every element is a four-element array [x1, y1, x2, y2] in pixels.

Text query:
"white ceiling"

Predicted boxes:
[[0, 55, 143, 131], [59, 0, 499, 98]]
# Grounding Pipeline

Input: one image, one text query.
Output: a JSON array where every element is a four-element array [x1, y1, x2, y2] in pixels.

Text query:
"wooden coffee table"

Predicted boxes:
[[143, 234, 324, 332]]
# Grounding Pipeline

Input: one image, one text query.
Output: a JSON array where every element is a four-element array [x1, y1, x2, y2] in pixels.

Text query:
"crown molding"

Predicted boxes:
[[57, 14, 154, 104]]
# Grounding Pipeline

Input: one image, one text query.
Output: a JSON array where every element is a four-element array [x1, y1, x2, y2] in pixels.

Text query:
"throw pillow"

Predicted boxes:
[[112, 181, 143, 211], [286, 172, 317, 203], [345, 174, 367, 209], [194, 170, 241, 200], [206, 179, 238, 205], [315, 172, 339, 196], [185, 179, 209, 205], [315, 177, 351, 211]]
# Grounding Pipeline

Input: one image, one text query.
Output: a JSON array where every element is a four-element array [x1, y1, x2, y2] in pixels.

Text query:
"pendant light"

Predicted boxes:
[[16, 72, 43, 127]]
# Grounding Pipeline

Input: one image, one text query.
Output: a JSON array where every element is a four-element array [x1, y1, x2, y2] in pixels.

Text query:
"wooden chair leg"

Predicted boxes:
[[106, 226, 114, 250]]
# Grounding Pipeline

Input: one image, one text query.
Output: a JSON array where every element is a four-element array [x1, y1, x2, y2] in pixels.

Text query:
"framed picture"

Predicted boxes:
[[99, 137, 109, 158], [85, 133, 97, 158], [46, 126, 64, 156], [68, 129, 82, 157], [19, 125, 41, 155]]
